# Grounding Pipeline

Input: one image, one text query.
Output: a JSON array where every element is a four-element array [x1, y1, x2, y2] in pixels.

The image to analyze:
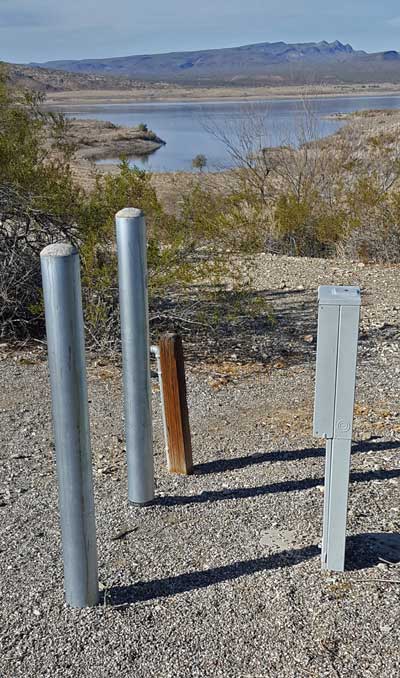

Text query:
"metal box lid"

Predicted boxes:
[[318, 285, 361, 306]]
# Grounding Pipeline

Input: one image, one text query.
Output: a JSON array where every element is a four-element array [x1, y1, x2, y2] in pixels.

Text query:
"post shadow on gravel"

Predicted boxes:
[[194, 446, 326, 475], [193, 439, 400, 475], [346, 533, 400, 570], [108, 533, 400, 606], [108, 544, 320, 607], [153, 467, 400, 508]]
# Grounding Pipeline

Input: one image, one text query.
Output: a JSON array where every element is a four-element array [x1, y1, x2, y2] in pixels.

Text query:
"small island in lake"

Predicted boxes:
[[65, 117, 166, 163]]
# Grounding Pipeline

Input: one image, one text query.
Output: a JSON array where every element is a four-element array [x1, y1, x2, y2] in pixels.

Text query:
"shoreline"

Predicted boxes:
[[62, 118, 165, 171], [65, 104, 400, 188], [44, 83, 400, 108]]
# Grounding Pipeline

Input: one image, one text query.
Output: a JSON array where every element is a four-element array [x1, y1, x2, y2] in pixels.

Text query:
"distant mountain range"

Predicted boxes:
[[31, 40, 400, 86]]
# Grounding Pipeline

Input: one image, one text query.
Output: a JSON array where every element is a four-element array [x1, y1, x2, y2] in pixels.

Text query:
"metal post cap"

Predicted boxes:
[[115, 208, 144, 219], [40, 242, 78, 258], [318, 285, 361, 306]]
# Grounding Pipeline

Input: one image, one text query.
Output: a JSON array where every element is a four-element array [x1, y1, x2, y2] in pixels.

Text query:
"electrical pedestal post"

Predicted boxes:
[[313, 285, 361, 572]]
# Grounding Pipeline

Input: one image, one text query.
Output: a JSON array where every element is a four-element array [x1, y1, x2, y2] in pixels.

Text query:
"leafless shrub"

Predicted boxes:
[[0, 184, 78, 339], [203, 102, 400, 261]]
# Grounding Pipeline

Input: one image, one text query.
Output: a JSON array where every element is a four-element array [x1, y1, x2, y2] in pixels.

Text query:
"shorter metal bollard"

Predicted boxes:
[[40, 243, 99, 608], [115, 208, 154, 505], [313, 285, 361, 572]]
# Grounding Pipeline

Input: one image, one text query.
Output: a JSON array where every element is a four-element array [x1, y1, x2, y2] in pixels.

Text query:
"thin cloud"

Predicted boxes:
[[1, 1, 400, 62], [387, 16, 400, 27], [0, 8, 44, 28]]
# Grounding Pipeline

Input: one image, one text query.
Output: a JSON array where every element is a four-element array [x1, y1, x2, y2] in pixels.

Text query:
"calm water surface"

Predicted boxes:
[[61, 95, 400, 172]]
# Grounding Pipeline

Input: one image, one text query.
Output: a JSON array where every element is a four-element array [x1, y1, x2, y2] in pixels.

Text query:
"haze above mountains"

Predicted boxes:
[[31, 40, 400, 86]]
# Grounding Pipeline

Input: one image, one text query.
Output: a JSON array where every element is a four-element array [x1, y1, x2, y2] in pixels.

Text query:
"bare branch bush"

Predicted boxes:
[[202, 104, 278, 205], [202, 101, 400, 261], [0, 184, 78, 339]]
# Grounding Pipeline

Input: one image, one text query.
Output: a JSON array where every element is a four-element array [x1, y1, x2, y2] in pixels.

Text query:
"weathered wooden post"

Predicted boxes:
[[159, 333, 193, 475]]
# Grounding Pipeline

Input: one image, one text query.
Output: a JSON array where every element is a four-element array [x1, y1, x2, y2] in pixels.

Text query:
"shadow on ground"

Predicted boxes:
[[151, 285, 398, 365], [346, 532, 400, 570], [194, 439, 400, 475], [150, 287, 317, 365], [107, 440, 399, 606], [107, 533, 400, 607], [153, 466, 400, 508], [108, 544, 320, 607]]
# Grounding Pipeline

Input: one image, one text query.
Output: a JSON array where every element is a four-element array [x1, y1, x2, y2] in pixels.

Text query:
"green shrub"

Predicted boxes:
[[0, 67, 259, 346], [192, 154, 207, 172], [5, 63, 400, 352]]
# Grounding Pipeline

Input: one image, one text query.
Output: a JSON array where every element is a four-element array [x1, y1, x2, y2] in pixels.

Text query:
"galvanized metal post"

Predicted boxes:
[[40, 243, 99, 608], [313, 285, 361, 572], [115, 208, 154, 505]]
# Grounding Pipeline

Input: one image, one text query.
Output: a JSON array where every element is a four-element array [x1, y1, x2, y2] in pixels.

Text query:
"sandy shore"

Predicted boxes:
[[45, 83, 400, 107]]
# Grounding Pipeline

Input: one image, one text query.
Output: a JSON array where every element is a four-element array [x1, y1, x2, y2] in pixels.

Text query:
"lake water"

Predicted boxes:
[[62, 94, 400, 172]]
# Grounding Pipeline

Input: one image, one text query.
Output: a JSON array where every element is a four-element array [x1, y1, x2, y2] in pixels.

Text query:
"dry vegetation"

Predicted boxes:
[[0, 67, 262, 350], [149, 106, 400, 263], [3, 58, 400, 355]]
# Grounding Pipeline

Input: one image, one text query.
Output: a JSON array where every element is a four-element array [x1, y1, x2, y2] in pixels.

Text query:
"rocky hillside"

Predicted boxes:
[[2, 61, 162, 93], [33, 40, 400, 85]]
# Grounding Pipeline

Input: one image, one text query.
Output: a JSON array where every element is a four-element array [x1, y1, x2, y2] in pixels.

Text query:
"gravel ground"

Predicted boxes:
[[1, 254, 399, 678]]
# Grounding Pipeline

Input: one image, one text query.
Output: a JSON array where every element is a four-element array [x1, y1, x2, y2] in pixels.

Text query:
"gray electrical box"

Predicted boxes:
[[314, 286, 361, 439], [313, 285, 361, 572]]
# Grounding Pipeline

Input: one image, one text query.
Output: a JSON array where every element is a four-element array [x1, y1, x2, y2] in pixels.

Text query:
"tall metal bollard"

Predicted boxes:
[[313, 285, 361, 572], [40, 243, 99, 608], [115, 209, 154, 505]]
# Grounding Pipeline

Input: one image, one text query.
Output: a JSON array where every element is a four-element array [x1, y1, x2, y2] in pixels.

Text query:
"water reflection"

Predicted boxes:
[[62, 94, 400, 172]]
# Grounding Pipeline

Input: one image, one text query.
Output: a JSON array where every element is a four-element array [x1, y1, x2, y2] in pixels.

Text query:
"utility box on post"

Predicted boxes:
[[313, 285, 361, 572]]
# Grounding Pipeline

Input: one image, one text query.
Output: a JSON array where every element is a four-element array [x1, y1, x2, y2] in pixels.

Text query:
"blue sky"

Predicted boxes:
[[1, 0, 400, 63]]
